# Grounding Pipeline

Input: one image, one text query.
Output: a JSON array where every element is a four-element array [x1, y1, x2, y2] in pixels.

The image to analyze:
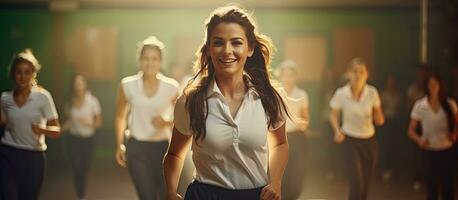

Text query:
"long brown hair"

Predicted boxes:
[[183, 5, 289, 142], [424, 74, 456, 132]]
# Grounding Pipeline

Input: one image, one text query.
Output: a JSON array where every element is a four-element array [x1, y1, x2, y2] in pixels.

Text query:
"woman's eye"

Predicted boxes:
[[213, 40, 224, 46], [231, 41, 243, 46]]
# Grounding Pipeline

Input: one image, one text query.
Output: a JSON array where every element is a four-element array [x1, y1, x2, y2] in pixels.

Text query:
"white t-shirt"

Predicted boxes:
[[173, 79, 285, 190], [122, 72, 179, 141], [178, 75, 193, 94], [285, 86, 309, 133], [381, 90, 401, 119], [411, 97, 458, 150], [329, 84, 381, 139], [1, 86, 58, 151], [68, 92, 101, 138]]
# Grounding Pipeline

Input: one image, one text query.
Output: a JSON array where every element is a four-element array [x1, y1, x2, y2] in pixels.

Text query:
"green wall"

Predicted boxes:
[[0, 10, 54, 91]]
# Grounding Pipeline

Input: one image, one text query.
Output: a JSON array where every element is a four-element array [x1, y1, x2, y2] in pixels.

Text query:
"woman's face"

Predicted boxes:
[[139, 47, 161, 77], [427, 77, 440, 97], [348, 64, 368, 86], [279, 68, 297, 86], [386, 75, 396, 90], [207, 22, 254, 78], [14, 61, 35, 89], [73, 75, 87, 96]]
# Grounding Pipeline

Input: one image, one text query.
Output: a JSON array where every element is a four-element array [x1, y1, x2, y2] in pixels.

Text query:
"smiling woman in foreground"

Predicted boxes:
[[164, 5, 290, 200]]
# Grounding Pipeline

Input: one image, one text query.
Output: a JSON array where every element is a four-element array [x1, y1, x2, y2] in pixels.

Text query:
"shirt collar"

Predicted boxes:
[[10, 86, 38, 101], [344, 83, 368, 98], [206, 75, 259, 98], [137, 71, 164, 92]]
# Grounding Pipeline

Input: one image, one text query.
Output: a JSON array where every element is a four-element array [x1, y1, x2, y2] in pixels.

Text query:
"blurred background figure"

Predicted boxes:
[[406, 65, 429, 191], [277, 60, 310, 200], [408, 74, 457, 200], [169, 62, 193, 92], [62, 74, 102, 200], [407, 66, 429, 111], [0, 49, 61, 200], [378, 73, 402, 183], [319, 67, 343, 183], [115, 36, 179, 200], [329, 58, 385, 200]]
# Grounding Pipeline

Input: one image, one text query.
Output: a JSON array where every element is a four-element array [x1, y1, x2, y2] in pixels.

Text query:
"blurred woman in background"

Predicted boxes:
[[408, 74, 457, 200], [277, 60, 309, 200], [62, 74, 102, 200], [329, 58, 384, 200], [0, 49, 61, 200], [115, 36, 179, 200]]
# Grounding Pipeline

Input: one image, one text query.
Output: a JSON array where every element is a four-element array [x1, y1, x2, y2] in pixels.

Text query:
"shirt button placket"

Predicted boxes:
[[233, 125, 239, 146]]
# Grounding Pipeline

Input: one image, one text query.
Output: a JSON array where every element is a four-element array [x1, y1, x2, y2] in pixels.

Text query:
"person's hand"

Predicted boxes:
[[31, 124, 43, 136], [333, 130, 345, 144], [260, 183, 281, 200], [115, 144, 127, 168], [418, 139, 430, 149], [152, 116, 168, 129], [166, 193, 183, 200]]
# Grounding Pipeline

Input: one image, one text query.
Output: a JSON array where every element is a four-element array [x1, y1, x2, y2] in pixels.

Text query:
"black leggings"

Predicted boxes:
[[126, 138, 168, 200], [0, 144, 45, 200], [342, 136, 378, 200], [422, 148, 455, 200], [185, 181, 264, 200], [66, 133, 95, 199], [377, 118, 401, 171]]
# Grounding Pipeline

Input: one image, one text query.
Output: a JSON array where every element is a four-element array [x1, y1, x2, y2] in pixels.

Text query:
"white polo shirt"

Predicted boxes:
[[1, 86, 58, 151], [173, 79, 285, 190], [411, 97, 458, 150], [329, 84, 381, 139], [122, 72, 179, 141], [68, 92, 101, 138], [285, 86, 309, 133]]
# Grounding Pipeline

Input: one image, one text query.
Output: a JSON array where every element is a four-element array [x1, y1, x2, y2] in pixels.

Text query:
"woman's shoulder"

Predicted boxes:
[[86, 92, 100, 103], [0, 90, 12, 104], [158, 73, 180, 89], [413, 96, 428, 107], [121, 73, 141, 85], [1, 90, 12, 98], [366, 84, 379, 92], [174, 93, 190, 116], [32, 86, 53, 99], [293, 87, 308, 98], [333, 85, 349, 95]]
